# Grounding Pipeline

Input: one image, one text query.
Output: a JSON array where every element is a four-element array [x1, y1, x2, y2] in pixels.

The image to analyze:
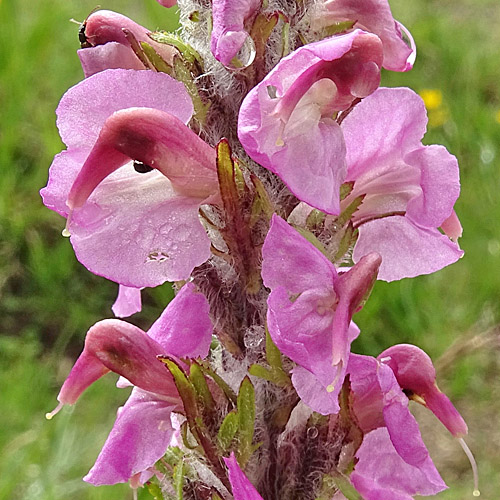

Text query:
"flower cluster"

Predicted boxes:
[[43, 1, 476, 499]]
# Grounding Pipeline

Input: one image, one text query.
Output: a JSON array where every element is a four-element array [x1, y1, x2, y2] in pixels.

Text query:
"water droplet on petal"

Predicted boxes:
[[227, 34, 256, 70]]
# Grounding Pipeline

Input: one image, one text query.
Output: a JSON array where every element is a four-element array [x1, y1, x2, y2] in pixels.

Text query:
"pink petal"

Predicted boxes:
[[55, 69, 193, 149], [262, 214, 335, 294], [351, 428, 447, 499], [147, 282, 213, 358], [84, 388, 176, 485], [211, 0, 261, 66], [238, 30, 383, 214], [78, 42, 145, 78], [312, 0, 415, 71], [112, 285, 142, 318], [406, 145, 460, 228], [291, 365, 341, 415], [440, 210, 463, 242], [343, 87, 428, 181], [378, 344, 468, 437], [69, 166, 212, 287], [223, 453, 263, 500], [66, 108, 216, 210], [353, 217, 463, 282], [80, 10, 175, 75], [56, 319, 179, 406]]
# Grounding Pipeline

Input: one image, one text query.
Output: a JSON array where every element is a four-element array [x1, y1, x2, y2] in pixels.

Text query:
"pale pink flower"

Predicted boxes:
[[340, 87, 463, 281], [41, 69, 219, 288], [310, 0, 416, 71], [262, 214, 381, 414], [238, 30, 383, 214]]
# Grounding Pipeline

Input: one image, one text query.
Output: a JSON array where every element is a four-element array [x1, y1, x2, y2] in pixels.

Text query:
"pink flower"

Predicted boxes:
[[346, 353, 448, 498], [310, 0, 416, 71], [223, 452, 263, 500], [351, 428, 446, 500], [211, 0, 261, 67], [340, 87, 463, 281], [378, 344, 468, 437], [47, 283, 213, 485], [345, 344, 470, 499], [261, 214, 381, 414], [238, 30, 383, 214], [41, 69, 219, 288], [78, 10, 176, 77]]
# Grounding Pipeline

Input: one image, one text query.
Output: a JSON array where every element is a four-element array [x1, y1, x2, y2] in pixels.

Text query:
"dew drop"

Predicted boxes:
[[61, 227, 71, 238], [226, 33, 256, 70], [307, 426, 319, 439]]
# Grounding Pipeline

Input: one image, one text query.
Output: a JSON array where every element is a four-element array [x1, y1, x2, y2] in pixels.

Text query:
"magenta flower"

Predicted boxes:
[[41, 69, 219, 288], [78, 10, 176, 77], [211, 0, 261, 67], [340, 87, 463, 281], [223, 453, 263, 499], [261, 214, 381, 414], [346, 353, 448, 498], [238, 30, 383, 214], [310, 0, 416, 72], [47, 283, 213, 485]]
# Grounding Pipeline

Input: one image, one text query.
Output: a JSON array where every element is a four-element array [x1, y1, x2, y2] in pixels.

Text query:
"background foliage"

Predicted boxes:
[[0, 0, 499, 498]]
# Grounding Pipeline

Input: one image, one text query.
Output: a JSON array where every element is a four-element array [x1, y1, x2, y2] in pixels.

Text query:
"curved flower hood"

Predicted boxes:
[[41, 69, 219, 288]]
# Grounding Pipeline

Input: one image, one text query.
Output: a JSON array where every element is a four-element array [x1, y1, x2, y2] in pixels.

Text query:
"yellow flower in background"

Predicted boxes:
[[419, 89, 448, 127], [419, 89, 443, 110], [495, 109, 500, 124]]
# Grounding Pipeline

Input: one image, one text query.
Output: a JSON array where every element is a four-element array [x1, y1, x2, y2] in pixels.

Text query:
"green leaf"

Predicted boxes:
[[160, 357, 199, 425], [340, 181, 355, 201], [249, 173, 273, 227], [173, 461, 184, 499], [322, 20, 356, 37], [216, 139, 240, 219], [146, 481, 165, 500], [331, 475, 362, 500], [217, 410, 239, 451], [333, 222, 358, 263], [315, 473, 361, 500], [306, 209, 326, 230], [173, 56, 210, 124], [140, 42, 173, 74], [265, 326, 282, 369], [237, 376, 256, 466], [248, 364, 275, 381], [336, 195, 365, 227], [197, 360, 238, 405], [149, 31, 203, 66], [190, 362, 215, 415]]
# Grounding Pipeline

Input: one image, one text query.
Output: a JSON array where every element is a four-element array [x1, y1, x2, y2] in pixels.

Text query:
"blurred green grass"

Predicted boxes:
[[0, 0, 499, 498]]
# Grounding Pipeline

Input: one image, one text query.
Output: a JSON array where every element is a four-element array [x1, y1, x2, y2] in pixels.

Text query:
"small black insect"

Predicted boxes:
[[78, 6, 101, 49], [133, 161, 154, 174]]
